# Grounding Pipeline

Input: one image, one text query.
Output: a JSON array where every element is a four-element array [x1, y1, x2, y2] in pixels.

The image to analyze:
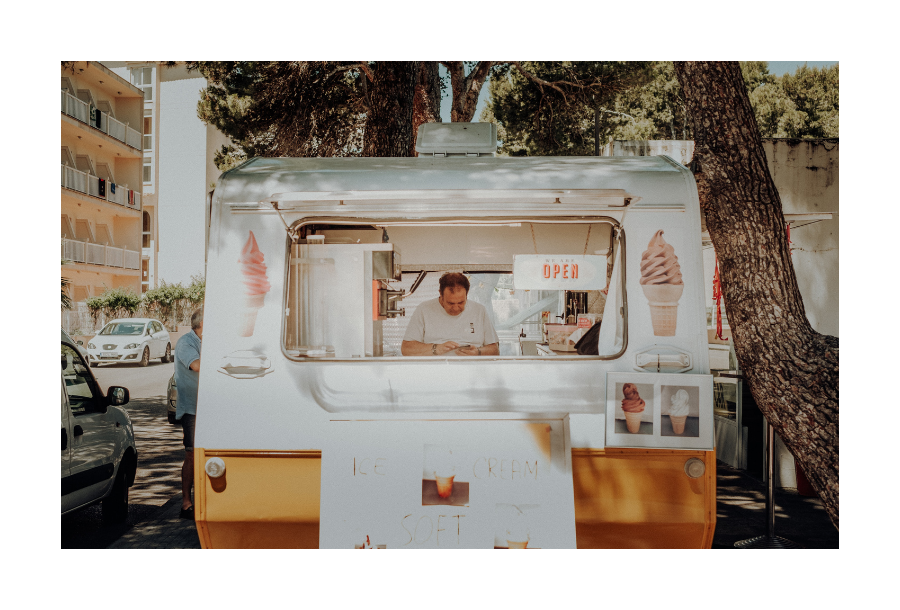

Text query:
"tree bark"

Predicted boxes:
[[443, 61, 496, 122], [410, 61, 442, 156], [363, 62, 420, 157], [673, 62, 839, 527]]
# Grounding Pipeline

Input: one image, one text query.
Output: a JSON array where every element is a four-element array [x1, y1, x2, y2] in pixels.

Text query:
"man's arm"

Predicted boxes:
[[189, 358, 201, 372]]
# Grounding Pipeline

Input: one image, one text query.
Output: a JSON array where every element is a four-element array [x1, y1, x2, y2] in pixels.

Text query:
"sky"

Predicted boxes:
[[443, 61, 838, 123]]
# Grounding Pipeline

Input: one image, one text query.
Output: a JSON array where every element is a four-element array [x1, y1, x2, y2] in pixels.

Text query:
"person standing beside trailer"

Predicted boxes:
[[174, 309, 203, 519], [401, 272, 500, 357]]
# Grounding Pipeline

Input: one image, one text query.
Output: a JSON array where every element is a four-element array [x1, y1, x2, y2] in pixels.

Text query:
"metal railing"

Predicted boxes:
[[61, 89, 141, 151], [61, 164, 141, 211], [62, 238, 140, 270]]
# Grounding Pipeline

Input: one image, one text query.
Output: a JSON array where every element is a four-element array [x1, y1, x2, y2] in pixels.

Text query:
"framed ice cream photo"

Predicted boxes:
[[606, 372, 714, 450]]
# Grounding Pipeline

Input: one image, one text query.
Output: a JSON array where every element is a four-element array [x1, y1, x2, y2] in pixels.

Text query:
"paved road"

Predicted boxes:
[[62, 359, 187, 549]]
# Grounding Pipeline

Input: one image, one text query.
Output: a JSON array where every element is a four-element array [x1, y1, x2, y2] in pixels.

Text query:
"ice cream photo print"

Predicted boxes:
[[605, 372, 714, 450], [640, 230, 683, 336]]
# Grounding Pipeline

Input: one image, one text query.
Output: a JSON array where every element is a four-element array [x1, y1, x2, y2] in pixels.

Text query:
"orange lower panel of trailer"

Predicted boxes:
[[195, 447, 716, 549]]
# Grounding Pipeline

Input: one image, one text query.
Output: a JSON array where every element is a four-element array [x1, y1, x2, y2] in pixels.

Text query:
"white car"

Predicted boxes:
[[62, 335, 137, 521], [86, 318, 172, 367]]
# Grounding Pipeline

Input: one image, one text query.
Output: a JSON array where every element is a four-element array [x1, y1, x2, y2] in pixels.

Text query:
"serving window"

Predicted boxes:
[[282, 218, 626, 360]]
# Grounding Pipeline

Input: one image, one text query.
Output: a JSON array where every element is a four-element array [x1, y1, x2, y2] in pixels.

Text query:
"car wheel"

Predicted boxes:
[[102, 468, 129, 523], [139, 347, 150, 367], [168, 411, 177, 425], [162, 342, 172, 363]]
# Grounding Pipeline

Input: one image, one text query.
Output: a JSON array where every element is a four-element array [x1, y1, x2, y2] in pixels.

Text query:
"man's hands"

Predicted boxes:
[[454, 345, 480, 356], [436, 341, 461, 355], [400, 341, 497, 356]]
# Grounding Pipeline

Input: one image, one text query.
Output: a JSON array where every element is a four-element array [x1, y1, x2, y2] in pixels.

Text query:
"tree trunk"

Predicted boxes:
[[410, 61, 442, 156], [363, 62, 420, 157], [444, 61, 495, 122], [673, 61, 839, 527]]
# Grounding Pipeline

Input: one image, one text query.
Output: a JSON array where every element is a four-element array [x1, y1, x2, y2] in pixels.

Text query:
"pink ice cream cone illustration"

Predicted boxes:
[[669, 389, 690, 434], [640, 230, 684, 336], [238, 231, 271, 337], [621, 383, 646, 433]]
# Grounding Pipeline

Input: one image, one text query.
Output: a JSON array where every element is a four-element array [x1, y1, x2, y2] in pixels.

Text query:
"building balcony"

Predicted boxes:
[[61, 164, 140, 210], [61, 89, 142, 151], [62, 238, 140, 271]]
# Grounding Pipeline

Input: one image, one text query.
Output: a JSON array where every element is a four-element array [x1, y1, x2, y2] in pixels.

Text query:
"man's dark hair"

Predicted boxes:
[[439, 272, 470, 295]]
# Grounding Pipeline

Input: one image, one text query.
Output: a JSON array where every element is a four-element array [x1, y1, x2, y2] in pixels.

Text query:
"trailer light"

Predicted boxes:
[[205, 457, 226, 478], [684, 458, 705, 479]]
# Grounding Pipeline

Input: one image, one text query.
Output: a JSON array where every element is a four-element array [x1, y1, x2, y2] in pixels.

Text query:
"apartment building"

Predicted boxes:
[[61, 62, 146, 305], [105, 62, 230, 287]]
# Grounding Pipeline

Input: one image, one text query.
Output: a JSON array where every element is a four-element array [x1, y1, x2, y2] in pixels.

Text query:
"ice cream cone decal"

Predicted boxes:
[[621, 383, 646, 433], [640, 230, 684, 336], [669, 389, 690, 434], [238, 231, 271, 337]]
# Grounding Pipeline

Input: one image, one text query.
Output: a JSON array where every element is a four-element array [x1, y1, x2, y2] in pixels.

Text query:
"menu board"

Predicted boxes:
[[319, 419, 576, 549]]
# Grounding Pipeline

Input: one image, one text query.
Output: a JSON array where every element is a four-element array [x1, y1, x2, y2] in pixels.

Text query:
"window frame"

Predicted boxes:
[[280, 215, 629, 362], [61, 343, 102, 415]]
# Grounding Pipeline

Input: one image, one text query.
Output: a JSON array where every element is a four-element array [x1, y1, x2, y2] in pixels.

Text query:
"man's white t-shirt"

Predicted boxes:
[[403, 298, 499, 349]]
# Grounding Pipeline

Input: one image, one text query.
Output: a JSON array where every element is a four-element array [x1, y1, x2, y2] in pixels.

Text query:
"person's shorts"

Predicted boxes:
[[180, 414, 196, 452]]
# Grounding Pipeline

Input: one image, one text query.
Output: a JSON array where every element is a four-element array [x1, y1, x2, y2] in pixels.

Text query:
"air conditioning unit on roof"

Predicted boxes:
[[415, 122, 497, 157]]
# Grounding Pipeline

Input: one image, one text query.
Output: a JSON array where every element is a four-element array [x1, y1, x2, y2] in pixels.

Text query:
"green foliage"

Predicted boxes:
[[188, 61, 368, 167], [483, 62, 652, 156], [85, 287, 143, 327], [84, 277, 206, 330], [741, 62, 838, 138], [142, 281, 188, 328], [606, 61, 690, 141], [61, 259, 72, 310], [485, 61, 838, 156]]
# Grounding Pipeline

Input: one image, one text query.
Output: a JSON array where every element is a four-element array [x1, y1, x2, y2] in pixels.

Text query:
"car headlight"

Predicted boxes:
[[124, 343, 139, 349], [87, 343, 95, 349]]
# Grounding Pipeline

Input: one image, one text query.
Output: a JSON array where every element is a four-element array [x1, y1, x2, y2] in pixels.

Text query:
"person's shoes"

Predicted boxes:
[[179, 506, 194, 520]]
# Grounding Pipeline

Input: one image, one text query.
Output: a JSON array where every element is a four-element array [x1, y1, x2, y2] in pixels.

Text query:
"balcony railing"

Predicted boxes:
[[61, 89, 141, 151], [62, 238, 140, 270], [61, 164, 141, 210]]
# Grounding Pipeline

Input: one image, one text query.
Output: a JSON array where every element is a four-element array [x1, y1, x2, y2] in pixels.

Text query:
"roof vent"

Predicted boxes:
[[415, 122, 497, 157]]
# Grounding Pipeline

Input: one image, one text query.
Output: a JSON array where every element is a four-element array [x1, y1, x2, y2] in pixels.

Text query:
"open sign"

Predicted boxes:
[[514, 255, 606, 290]]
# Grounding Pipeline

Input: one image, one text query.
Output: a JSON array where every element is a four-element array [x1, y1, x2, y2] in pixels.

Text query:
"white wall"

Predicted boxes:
[[157, 77, 208, 284]]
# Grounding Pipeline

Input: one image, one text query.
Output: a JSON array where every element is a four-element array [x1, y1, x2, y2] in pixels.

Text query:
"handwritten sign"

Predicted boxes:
[[513, 254, 606, 290], [319, 420, 576, 549]]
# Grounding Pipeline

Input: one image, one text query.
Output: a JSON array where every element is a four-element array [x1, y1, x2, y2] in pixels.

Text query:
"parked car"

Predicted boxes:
[[61, 328, 90, 366], [167, 374, 177, 424], [86, 318, 172, 367], [62, 335, 138, 522]]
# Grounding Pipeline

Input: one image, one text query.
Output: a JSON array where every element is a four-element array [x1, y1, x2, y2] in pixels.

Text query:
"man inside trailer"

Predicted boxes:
[[401, 272, 500, 357]]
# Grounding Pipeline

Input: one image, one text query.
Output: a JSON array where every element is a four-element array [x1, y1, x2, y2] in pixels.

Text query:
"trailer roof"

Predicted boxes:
[[215, 155, 694, 209]]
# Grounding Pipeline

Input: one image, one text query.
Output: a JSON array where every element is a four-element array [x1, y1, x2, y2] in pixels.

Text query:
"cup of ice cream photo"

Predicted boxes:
[[506, 509, 531, 549], [640, 230, 683, 336], [432, 448, 456, 499]]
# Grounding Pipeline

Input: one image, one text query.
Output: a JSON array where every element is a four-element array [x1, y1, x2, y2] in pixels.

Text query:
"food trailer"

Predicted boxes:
[[193, 123, 716, 548]]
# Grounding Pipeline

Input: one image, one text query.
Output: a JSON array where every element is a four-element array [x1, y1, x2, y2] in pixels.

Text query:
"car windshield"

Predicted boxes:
[[100, 322, 146, 336]]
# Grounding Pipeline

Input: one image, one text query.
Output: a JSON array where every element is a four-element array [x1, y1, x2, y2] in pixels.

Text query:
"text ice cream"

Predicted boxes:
[[621, 383, 646, 434], [238, 231, 271, 337], [669, 389, 690, 434], [640, 230, 684, 336]]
